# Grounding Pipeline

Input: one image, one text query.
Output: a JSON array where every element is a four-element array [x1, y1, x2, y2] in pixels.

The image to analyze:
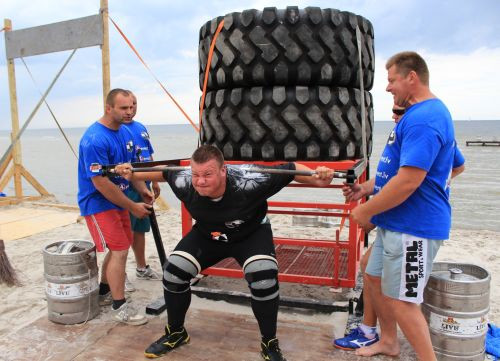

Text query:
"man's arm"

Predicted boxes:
[[132, 179, 154, 204], [114, 163, 165, 182], [92, 176, 152, 218], [351, 166, 426, 230], [343, 178, 375, 202], [293, 163, 334, 187], [451, 164, 465, 179]]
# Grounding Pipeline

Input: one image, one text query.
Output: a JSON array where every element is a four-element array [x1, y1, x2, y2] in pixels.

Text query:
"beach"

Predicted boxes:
[[0, 120, 499, 360], [0, 203, 498, 360]]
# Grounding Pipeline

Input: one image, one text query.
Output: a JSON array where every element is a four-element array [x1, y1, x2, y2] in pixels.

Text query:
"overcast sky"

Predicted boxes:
[[1, 0, 499, 131]]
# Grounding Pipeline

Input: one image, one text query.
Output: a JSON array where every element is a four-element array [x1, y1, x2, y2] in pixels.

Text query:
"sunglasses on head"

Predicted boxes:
[[392, 108, 405, 116]]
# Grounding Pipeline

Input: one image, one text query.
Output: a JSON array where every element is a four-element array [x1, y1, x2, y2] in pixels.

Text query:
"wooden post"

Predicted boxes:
[[4, 19, 23, 198], [100, 0, 110, 110]]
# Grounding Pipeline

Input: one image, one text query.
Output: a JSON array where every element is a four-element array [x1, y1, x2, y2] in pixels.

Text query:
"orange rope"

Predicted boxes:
[[109, 16, 199, 133], [199, 20, 225, 130]]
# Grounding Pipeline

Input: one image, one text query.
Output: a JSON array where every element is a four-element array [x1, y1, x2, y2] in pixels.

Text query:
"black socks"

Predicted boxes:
[[99, 282, 110, 295]]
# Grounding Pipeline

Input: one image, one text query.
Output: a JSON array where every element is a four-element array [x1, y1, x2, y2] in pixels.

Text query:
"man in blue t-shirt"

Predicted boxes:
[[335, 105, 465, 352], [122, 92, 162, 290], [77, 88, 153, 326], [345, 52, 463, 360]]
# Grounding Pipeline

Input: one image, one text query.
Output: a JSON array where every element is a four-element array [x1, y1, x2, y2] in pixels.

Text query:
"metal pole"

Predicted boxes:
[[111, 166, 348, 179]]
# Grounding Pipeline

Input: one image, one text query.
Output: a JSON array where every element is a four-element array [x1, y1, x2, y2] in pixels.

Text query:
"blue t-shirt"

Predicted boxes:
[[123, 120, 154, 162], [371, 99, 457, 240], [453, 141, 465, 169], [77, 122, 134, 216]]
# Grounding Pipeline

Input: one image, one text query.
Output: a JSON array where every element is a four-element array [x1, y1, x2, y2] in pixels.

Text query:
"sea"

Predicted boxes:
[[1, 120, 499, 232]]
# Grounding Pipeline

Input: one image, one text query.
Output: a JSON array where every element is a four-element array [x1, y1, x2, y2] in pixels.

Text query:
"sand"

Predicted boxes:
[[0, 204, 498, 359]]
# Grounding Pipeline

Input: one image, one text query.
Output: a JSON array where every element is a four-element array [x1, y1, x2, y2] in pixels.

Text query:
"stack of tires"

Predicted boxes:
[[198, 7, 375, 161]]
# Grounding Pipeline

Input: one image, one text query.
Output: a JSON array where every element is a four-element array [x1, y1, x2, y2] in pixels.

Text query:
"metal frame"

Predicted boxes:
[[180, 159, 368, 288]]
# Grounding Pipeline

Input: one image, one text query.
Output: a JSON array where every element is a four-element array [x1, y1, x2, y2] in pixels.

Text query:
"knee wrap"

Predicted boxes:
[[243, 256, 279, 300], [163, 251, 200, 293]]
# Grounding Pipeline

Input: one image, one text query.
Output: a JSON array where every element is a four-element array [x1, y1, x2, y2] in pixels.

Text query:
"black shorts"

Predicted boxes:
[[173, 224, 275, 270]]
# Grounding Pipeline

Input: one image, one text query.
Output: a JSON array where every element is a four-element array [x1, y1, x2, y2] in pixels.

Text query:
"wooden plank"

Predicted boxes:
[[1, 209, 79, 241], [0, 165, 14, 191], [100, 0, 110, 111], [19, 165, 51, 195], [1, 308, 338, 361], [0, 151, 12, 178], [0, 207, 59, 224], [28, 202, 80, 211], [5, 15, 103, 59]]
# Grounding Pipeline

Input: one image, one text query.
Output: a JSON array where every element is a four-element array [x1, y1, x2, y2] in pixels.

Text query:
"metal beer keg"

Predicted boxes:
[[43, 240, 99, 324], [422, 262, 490, 360]]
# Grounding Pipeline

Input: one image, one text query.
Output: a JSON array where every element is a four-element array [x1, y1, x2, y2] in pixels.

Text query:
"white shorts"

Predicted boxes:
[[365, 227, 443, 304]]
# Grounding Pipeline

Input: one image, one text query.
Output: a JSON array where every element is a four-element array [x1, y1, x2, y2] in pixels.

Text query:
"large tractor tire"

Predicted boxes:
[[200, 86, 373, 161], [198, 7, 375, 91]]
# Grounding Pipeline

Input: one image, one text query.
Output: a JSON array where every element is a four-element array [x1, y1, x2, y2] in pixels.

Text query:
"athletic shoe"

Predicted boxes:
[[99, 291, 113, 306], [125, 274, 136, 292], [333, 327, 379, 350], [144, 325, 190, 358], [111, 301, 147, 326], [136, 265, 162, 281], [260, 338, 287, 361]]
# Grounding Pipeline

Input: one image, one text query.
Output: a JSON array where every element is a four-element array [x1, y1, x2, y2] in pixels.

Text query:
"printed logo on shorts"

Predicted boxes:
[[400, 235, 427, 303]]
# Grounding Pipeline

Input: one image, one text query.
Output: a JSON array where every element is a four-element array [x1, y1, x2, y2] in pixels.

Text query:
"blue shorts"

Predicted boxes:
[[365, 227, 443, 304], [127, 187, 151, 233]]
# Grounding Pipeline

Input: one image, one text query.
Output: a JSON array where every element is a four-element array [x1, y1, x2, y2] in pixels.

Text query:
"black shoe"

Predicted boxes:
[[144, 325, 190, 358], [261, 338, 287, 361]]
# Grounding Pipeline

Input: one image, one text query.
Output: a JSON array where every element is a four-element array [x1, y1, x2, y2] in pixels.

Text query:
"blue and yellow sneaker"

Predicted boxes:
[[333, 327, 379, 350], [144, 325, 190, 358], [261, 338, 287, 361]]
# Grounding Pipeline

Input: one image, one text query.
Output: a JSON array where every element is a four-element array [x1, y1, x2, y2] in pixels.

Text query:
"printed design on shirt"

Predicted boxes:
[[173, 170, 193, 190], [141, 131, 150, 140], [227, 165, 271, 192], [399, 234, 427, 303], [118, 183, 129, 191], [387, 129, 396, 145], [225, 219, 244, 228], [126, 140, 134, 152], [89, 163, 102, 173], [210, 231, 228, 242], [134, 146, 151, 162]]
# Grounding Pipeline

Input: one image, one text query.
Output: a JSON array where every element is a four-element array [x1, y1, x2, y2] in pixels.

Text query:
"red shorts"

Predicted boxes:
[[84, 209, 133, 252]]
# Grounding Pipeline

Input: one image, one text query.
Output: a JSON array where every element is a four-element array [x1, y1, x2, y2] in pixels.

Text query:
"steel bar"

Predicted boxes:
[[112, 166, 347, 179]]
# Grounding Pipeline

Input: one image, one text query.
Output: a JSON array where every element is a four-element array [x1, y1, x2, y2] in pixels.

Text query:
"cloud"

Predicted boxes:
[[372, 47, 500, 121], [1, 0, 499, 132]]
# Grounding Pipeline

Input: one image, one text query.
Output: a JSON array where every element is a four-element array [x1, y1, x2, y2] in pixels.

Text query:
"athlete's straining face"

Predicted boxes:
[[191, 158, 226, 198]]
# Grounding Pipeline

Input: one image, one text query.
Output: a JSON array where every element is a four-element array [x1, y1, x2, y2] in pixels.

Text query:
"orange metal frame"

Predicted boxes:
[[180, 159, 367, 288]]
